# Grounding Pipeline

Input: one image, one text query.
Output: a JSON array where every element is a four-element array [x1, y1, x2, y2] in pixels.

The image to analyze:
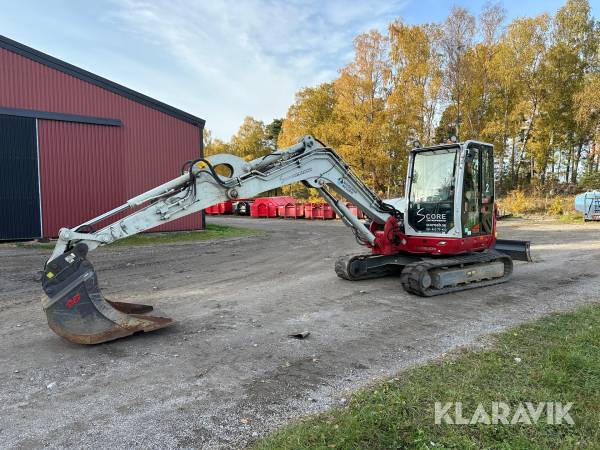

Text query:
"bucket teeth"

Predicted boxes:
[[41, 243, 173, 345]]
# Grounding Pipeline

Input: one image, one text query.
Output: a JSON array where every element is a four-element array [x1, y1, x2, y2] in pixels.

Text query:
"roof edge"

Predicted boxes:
[[0, 34, 205, 127], [0, 106, 122, 126]]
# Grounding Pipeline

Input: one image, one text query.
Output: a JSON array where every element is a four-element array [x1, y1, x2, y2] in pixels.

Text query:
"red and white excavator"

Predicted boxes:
[[41, 136, 531, 344]]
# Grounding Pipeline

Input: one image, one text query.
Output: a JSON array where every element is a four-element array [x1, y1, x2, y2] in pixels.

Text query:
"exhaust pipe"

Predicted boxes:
[[41, 243, 173, 344]]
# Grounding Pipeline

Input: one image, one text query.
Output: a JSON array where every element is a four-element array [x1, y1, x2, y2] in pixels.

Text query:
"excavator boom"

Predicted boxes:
[[42, 136, 398, 344]]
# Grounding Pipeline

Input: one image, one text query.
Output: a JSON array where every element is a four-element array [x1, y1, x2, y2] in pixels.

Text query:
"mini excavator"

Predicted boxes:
[[41, 136, 531, 344]]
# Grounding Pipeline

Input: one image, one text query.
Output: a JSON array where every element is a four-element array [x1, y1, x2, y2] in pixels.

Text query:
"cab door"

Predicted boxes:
[[461, 143, 494, 237]]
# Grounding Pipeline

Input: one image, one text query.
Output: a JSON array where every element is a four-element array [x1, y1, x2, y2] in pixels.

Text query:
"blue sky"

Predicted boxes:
[[1, 0, 598, 139]]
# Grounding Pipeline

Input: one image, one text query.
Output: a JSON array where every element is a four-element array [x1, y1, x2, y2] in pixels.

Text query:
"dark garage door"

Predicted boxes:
[[0, 115, 41, 239]]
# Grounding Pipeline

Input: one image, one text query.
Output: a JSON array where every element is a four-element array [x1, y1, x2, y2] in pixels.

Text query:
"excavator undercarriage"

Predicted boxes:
[[41, 136, 531, 344], [335, 242, 526, 297]]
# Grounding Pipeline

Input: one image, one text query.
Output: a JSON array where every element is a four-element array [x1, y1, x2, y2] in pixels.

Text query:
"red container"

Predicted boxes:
[[217, 201, 233, 214], [346, 203, 364, 219], [304, 202, 317, 219], [205, 201, 233, 215], [251, 202, 271, 218], [250, 196, 295, 218], [318, 204, 336, 219], [283, 203, 304, 219], [304, 202, 335, 220]]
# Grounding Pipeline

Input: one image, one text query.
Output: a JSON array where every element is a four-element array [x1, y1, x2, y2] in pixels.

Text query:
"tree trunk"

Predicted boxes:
[[586, 143, 595, 173], [511, 138, 516, 188], [530, 156, 534, 181], [572, 143, 582, 184], [565, 147, 571, 184], [549, 132, 555, 176], [500, 96, 509, 189], [557, 148, 562, 180]]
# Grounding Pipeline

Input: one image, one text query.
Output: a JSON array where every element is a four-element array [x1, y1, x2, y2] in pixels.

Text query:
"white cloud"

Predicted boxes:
[[106, 0, 407, 139]]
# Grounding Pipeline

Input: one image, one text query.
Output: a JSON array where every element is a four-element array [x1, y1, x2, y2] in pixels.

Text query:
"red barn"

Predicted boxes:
[[0, 35, 205, 240]]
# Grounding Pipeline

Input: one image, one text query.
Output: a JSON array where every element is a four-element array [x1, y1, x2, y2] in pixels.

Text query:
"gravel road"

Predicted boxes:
[[1, 217, 599, 449]]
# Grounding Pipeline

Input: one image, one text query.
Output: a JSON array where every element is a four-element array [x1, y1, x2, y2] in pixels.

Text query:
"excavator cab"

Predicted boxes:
[[404, 140, 530, 258], [461, 142, 495, 237], [405, 141, 494, 239]]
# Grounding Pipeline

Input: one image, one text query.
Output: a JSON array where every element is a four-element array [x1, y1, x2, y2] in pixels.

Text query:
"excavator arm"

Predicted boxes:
[[42, 135, 400, 344], [49, 135, 393, 259]]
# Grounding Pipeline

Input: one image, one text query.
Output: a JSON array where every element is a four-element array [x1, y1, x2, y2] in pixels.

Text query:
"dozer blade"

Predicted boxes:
[[41, 243, 173, 345], [494, 239, 532, 262]]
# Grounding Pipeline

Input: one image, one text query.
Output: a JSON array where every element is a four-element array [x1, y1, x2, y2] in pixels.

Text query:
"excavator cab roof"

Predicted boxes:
[[410, 140, 493, 154]]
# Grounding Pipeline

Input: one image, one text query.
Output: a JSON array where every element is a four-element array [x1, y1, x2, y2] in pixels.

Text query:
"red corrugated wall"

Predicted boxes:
[[0, 47, 202, 237]]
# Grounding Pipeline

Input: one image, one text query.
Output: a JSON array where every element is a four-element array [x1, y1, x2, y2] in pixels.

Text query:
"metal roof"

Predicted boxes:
[[0, 34, 205, 127]]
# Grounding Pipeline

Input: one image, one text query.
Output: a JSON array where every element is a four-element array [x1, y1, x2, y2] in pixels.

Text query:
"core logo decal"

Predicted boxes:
[[417, 208, 448, 224]]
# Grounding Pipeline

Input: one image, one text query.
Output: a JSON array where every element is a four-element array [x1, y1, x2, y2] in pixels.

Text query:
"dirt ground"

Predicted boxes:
[[1, 217, 599, 449]]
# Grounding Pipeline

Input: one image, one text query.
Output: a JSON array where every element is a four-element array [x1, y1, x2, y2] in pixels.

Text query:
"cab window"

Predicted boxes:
[[407, 147, 457, 234], [462, 143, 494, 236]]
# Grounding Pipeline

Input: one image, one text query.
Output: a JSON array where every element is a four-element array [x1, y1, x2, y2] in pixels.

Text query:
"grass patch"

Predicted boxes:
[[113, 223, 260, 246], [15, 241, 56, 250], [16, 224, 261, 249], [256, 304, 600, 449], [556, 212, 587, 225]]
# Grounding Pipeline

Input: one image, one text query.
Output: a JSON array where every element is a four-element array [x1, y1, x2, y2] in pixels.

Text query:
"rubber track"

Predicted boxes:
[[399, 250, 513, 297]]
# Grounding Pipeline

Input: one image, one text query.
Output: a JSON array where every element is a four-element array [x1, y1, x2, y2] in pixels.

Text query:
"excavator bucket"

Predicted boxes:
[[41, 243, 173, 344]]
